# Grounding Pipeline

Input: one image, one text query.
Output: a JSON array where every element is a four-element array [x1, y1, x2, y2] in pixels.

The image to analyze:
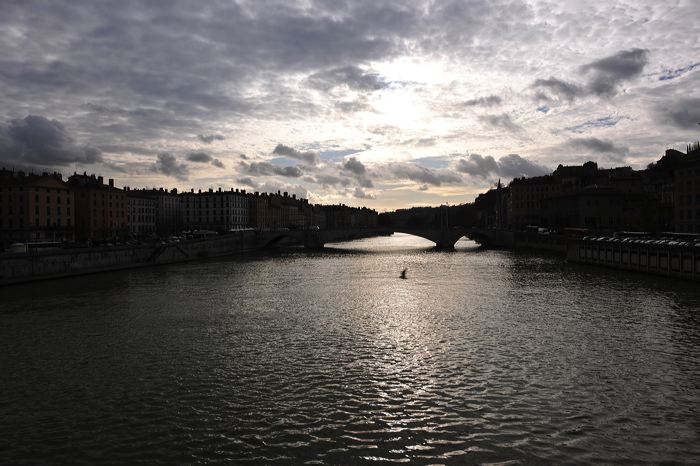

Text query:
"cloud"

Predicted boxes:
[[581, 48, 649, 96], [307, 65, 389, 91], [237, 177, 257, 188], [461, 95, 502, 107], [315, 174, 353, 187], [241, 161, 303, 178], [353, 187, 376, 199], [533, 49, 649, 104], [478, 113, 523, 132], [272, 144, 319, 165], [570, 137, 628, 156], [186, 151, 225, 168], [151, 153, 189, 180], [383, 162, 462, 186], [186, 152, 213, 163], [0, 115, 102, 167], [335, 99, 372, 113], [565, 116, 621, 133], [657, 97, 700, 130], [659, 62, 700, 81], [532, 77, 583, 102], [342, 156, 366, 175], [197, 134, 225, 144], [455, 153, 549, 179]]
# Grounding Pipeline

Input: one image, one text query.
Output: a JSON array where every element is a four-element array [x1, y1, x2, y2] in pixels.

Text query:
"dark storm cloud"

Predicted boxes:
[[186, 152, 225, 168], [455, 154, 549, 179], [0, 115, 102, 167], [478, 114, 523, 132], [533, 49, 649, 103], [272, 144, 320, 165], [657, 97, 700, 130], [461, 95, 502, 107], [151, 153, 189, 180], [570, 137, 628, 156], [241, 161, 303, 178], [307, 65, 389, 91], [197, 134, 225, 144]]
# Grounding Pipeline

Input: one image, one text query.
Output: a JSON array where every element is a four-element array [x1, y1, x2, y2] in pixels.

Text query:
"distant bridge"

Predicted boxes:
[[257, 227, 501, 250]]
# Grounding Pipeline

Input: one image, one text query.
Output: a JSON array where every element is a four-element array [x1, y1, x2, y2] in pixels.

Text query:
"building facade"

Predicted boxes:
[[126, 189, 157, 238], [674, 159, 700, 233], [181, 188, 249, 232], [0, 169, 75, 248], [68, 173, 128, 242]]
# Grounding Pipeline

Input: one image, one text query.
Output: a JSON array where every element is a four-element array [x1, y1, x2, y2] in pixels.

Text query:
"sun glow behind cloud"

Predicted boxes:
[[0, 0, 698, 210]]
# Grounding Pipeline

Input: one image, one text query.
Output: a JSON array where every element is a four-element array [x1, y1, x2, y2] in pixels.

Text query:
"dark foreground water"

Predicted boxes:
[[1, 234, 700, 464]]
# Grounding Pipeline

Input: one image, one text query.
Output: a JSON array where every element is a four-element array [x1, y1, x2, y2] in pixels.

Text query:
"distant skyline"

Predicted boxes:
[[1, 0, 699, 210]]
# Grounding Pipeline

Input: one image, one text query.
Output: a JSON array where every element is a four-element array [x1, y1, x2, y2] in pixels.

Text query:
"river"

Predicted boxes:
[[1, 233, 699, 464]]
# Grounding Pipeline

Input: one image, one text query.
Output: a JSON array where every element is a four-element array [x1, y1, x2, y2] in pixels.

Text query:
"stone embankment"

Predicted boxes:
[[0, 229, 388, 286]]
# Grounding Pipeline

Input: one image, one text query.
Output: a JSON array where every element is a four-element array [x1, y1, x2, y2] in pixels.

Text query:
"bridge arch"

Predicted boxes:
[[393, 228, 471, 249]]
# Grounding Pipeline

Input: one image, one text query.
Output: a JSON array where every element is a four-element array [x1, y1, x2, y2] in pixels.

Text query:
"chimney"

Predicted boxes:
[[292, 194, 296, 200], [284, 191, 288, 197], [218, 187, 222, 192], [108, 178, 114, 188]]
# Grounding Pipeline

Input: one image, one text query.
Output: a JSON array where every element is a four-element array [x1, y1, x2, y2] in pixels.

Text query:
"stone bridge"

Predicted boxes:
[[257, 227, 502, 250], [256, 228, 392, 249]]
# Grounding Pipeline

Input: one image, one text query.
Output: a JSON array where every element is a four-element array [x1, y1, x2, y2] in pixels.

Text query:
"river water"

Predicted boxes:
[[1, 233, 700, 464]]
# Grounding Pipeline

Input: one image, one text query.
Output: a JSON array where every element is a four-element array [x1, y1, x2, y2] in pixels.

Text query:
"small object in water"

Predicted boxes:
[[400, 268, 407, 279]]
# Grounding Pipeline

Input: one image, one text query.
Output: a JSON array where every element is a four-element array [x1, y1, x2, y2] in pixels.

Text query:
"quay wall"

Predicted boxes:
[[567, 239, 700, 282], [513, 232, 567, 254], [0, 229, 386, 286], [0, 230, 258, 286], [471, 229, 567, 254]]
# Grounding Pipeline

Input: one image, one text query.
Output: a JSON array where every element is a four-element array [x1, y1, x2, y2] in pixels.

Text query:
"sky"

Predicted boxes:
[[1, 0, 699, 210]]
